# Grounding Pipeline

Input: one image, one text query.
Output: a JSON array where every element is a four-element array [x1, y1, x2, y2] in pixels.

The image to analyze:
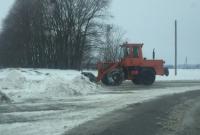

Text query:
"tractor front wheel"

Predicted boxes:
[[101, 69, 124, 86]]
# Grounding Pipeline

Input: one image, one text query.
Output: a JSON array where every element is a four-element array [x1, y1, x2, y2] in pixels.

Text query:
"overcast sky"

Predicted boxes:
[[0, 0, 14, 30], [0, 0, 200, 64]]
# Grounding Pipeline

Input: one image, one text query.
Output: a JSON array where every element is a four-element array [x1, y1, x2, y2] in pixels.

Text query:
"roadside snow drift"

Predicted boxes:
[[44, 75, 98, 97], [0, 69, 99, 102]]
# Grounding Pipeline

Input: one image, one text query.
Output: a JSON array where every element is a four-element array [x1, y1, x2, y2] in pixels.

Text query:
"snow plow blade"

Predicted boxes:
[[81, 72, 97, 83]]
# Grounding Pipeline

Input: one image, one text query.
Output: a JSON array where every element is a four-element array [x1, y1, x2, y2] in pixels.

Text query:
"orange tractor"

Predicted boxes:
[[83, 43, 169, 86]]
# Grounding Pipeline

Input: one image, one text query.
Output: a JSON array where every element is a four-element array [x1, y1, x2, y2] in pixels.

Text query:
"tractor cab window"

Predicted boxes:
[[133, 47, 139, 58], [123, 47, 130, 57]]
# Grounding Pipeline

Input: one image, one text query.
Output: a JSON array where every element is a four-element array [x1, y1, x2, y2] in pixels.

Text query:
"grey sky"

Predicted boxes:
[[0, 0, 200, 64], [0, 0, 15, 30], [111, 0, 200, 64]]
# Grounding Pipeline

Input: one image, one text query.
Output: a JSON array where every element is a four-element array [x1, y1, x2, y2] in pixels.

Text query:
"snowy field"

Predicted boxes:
[[157, 69, 200, 81], [0, 68, 200, 135]]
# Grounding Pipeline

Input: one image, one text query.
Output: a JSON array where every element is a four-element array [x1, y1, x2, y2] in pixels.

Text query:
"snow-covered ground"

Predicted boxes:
[[0, 68, 200, 135], [157, 69, 200, 81]]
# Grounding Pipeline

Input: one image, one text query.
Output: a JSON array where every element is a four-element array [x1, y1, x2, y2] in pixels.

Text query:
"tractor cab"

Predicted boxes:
[[120, 43, 143, 59]]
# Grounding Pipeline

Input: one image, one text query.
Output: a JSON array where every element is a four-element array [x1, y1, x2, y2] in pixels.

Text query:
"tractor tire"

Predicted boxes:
[[132, 76, 141, 85], [140, 69, 156, 85], [101, 69, 124, 86]]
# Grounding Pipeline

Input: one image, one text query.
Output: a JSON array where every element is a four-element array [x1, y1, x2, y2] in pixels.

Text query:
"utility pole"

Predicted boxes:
[[152, 48, 155, 60], [175, 20, 178, 76]]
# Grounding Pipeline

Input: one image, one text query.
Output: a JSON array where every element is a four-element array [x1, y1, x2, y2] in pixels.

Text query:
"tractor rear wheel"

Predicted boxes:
[[140, 69, 155, 85], [101, 69, 124, 86], [132, 76, 141, 85]]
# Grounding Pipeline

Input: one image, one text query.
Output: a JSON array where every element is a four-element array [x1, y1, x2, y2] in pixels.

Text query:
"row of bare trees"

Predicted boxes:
[[0, 0, 113, 69]]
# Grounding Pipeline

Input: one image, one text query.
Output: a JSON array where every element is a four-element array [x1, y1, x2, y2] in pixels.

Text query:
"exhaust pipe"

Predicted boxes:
[[164, 67, 169, 76]]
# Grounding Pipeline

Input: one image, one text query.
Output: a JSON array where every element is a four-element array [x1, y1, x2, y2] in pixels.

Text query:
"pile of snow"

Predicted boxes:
[[44, 75, 98, 97], [0, 69, 99, 102]]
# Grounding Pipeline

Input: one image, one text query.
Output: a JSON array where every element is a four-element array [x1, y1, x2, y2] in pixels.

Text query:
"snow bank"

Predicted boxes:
[[0, 69, 99, 102], [44, 75, 98, 97]]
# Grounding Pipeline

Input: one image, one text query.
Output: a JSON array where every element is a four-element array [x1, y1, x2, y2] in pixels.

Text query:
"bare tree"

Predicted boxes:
[[98, 25, 125, 62], [0, 0, 111, 69]]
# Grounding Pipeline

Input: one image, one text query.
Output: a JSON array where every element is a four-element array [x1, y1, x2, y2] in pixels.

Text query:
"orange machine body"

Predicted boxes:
[[97, 43, 166, 82]]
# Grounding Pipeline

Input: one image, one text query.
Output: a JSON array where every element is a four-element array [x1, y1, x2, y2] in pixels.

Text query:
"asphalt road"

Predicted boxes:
[[66, 88, 200, 135]]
